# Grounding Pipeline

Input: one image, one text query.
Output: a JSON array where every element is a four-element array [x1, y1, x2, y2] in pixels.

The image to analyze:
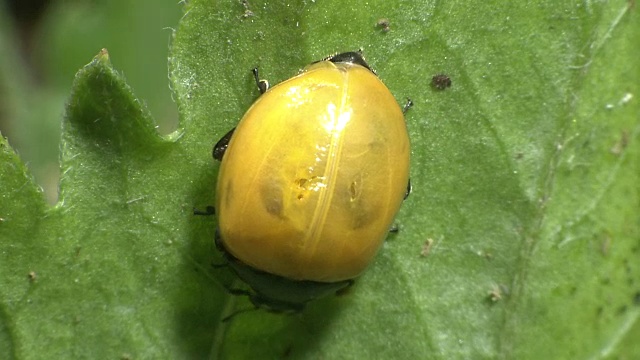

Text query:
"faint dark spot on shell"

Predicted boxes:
[[348, 194, 379, 230], [349, 181, 358, 201], [224, 180, 234, 208], [261, 179, 284, 218]]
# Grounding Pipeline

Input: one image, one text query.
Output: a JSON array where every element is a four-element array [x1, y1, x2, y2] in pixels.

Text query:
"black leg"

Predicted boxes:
[[403, 98, 413, 114], [211, 261, 227, 269], [404, 179, 412, 200], [213, 127, 235, 161], [213, 67, 271, 162], [193, 206, 215, 216], [335, 279, 355, 296], [252, 68, 269, 94], [227, 288, 253, 297]]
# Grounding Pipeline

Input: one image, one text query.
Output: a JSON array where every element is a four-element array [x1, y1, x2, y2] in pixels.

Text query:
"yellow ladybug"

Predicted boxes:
[[212, 51, 411, 314]]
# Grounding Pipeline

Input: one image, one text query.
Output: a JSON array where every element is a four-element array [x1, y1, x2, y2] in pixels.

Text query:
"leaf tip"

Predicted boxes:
[[94, 48, 111, 64]]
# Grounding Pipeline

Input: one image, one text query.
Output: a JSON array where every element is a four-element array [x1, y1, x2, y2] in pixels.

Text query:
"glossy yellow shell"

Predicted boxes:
[[215, 59, 410, 282]]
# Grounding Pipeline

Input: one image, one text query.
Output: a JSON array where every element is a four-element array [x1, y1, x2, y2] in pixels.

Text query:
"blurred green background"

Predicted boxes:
[[0, 0, 181, 203]]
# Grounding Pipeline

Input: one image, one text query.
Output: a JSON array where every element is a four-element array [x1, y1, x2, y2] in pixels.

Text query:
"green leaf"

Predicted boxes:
[[1, 50, 223, 358], [2, 0, 639, 359], [0, 0, 181, 203]]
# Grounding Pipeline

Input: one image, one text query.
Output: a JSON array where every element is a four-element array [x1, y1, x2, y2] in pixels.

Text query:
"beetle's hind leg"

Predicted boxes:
[[252, 68, 269, 94], [193, 206, 215, 216], [402, 98, 413, 114], [212, 128, 235, 161], [404, 179, 412, 200], [213, 67, 271, 162]]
